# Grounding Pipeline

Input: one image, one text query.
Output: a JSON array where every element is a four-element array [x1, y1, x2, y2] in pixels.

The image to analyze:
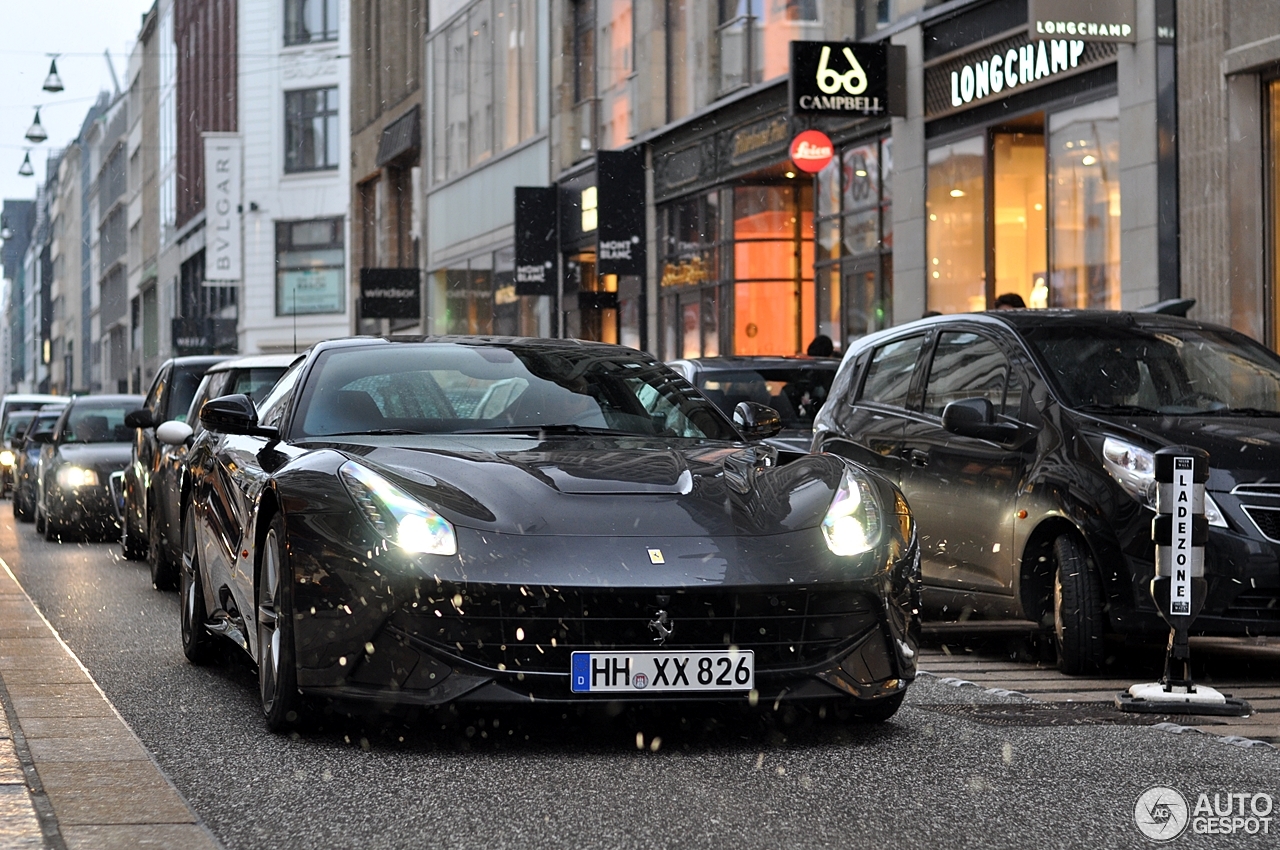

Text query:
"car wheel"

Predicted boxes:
[[149, 508, 177, 590], [35, 502, 45, 534], [258, 514, 302, 731], [179, 510, 214, 665], [12, 489, 28, 521], [1053, 533, 1107, 675], [43, 509, 60, 541], [122, 492, 147, 561]]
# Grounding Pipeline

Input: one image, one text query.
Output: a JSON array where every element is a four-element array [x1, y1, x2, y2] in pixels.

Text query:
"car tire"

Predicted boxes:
[[35, 502, 45, 534], [13, 489, 30, 521], [179, 509, 215, 665], [1053, 533, 1107, 675], [149, 508, 176, 590], [258, 513, 302, 732], [43, 510, 60, 541], [850, 691, 906, 723], [122, 493, 147, 561]]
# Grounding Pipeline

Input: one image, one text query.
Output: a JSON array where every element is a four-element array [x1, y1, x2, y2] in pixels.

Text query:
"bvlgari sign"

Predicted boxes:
[[790, 42, 906, 117]]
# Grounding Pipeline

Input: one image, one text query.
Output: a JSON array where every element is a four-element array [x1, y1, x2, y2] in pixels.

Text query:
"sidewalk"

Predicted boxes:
[[0, 560, 222, 850]]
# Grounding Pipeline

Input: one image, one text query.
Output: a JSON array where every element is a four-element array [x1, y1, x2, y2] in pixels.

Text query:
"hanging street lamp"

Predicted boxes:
[[42, 57, 64, 94], [18, 152, 35, 177], [25, 108, 48, 144]]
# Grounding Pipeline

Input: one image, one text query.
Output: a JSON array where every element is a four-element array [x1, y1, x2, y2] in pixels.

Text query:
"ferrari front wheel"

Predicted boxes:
[[257, 514, 302, 732]]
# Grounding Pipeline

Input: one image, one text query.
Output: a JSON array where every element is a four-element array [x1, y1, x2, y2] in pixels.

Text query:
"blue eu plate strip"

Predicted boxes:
[[571, 653, 591, 692]]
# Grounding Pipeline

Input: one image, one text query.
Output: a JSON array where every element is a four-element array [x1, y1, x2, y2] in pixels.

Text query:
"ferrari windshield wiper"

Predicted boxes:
[[454, 424, 641, 436], [1074, 403, 1161, 415]]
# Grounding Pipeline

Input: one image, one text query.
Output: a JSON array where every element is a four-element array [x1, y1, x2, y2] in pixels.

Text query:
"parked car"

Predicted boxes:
[[813, 309, 1280, 674], [126, 354, 295, 589], [35, 395, 144, 541], [12, 405, 67, 521], [0, 410, 38, 495], [167, 337, 918, 731], [0, 394, 64, 493], [121, 356, 230, 570], [667, 356, 840, 459]]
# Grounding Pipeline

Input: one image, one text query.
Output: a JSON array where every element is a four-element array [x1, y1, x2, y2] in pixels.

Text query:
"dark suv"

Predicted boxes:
[[814, 310, 1280, 673]]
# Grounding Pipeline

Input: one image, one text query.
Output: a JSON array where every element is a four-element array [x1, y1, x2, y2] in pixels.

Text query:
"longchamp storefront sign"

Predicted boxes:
[[924, 32, 1118, 120]]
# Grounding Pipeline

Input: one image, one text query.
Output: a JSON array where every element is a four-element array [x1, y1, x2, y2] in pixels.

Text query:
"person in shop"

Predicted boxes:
[[806, 335, 835, 357], [993, 292, 1027, 309]]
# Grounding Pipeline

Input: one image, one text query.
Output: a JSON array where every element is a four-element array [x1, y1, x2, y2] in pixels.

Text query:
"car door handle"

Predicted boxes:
[[899, 448, 929, 467]]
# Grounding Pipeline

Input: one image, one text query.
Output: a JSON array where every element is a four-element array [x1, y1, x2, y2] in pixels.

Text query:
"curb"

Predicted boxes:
[[0, 558, 223, 850]]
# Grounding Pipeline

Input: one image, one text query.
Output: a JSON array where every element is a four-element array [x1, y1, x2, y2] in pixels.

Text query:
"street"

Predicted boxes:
[[3, 512, 1280, 849]]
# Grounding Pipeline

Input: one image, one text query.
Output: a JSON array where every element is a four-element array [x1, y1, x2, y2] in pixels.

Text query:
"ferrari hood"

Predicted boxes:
[[339, 436, 850, 538]]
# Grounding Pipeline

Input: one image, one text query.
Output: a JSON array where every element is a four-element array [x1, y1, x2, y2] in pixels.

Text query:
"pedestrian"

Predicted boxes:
[[993, 292, 1026, 309], [806, 334, 834, 357]]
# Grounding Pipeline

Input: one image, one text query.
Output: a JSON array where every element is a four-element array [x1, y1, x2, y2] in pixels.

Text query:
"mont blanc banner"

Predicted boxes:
[[596, 148, 645, 277], [514, 186, 557, 296], [203, 133, 242, 284]]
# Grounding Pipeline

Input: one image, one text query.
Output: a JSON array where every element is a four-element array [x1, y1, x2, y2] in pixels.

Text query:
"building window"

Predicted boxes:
[[285, 0, 338, 46], [276, 218, 345, 315], [718, 0, 822, 94], [927, 136, 986, 314], [285, 87, 340, 173], [660, 191, 722, 359], [429, 0, 542, 182], [1270, 78, 1280, 346], [598, 0, 634, 148]]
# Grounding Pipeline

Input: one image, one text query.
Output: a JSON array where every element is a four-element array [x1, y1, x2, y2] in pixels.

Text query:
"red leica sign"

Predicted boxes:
[[789, 129, 835, 173]]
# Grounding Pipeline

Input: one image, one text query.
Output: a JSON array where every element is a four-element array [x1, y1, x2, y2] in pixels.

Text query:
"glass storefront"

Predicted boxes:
[[429, 250, 552, 337], [659, 180, 814, 359], [816, 135, 893, 346], [926, 96, 1119, 313]]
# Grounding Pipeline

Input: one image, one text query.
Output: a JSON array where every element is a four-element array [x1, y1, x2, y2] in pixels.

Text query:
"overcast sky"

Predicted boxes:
[[1, 0, 154, 207]]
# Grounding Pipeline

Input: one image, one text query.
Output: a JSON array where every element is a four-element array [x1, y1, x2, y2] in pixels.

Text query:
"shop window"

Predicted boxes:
[[660, 191, 721, 359], [926, 136, 985, 313], [284, 88, 340, 173], [276, 218, 345, 315], [1049, 98, 1120, 309], [732, 184, 812, 356], [285, 0, 338, 46], [993, 130, 1047, 308]]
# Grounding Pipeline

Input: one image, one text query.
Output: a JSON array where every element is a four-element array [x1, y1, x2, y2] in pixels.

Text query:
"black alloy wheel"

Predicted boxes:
[[122, 486, 147, 561], [149, 507, 177, 590], [257, 513, 301, 731], [1052, 533, 1107, 675], [179, 508, 214, 665]]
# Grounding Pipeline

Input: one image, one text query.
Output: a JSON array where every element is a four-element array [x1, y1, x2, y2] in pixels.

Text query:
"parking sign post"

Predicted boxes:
[[1117, 447, 1250, 716]]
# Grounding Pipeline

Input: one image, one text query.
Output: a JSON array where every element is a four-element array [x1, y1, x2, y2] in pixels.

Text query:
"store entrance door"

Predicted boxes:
[[564, 251, 619, 343]]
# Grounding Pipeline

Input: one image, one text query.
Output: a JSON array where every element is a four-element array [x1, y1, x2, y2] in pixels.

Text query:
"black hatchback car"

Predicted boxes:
[[813, 310, 1280, 674]]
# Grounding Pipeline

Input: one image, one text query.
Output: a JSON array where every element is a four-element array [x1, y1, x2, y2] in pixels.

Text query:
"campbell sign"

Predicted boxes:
[[790, 41, 905, 117], [789, 130, 834, 174]]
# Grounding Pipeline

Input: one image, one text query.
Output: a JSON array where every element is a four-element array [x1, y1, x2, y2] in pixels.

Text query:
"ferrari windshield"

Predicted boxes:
[[1023, 325, 1280, 415], [294, 343, 739, 440]]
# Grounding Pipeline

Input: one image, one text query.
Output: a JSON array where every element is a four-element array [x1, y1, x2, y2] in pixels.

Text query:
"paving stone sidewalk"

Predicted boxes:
[[0, 560, 221, 850]]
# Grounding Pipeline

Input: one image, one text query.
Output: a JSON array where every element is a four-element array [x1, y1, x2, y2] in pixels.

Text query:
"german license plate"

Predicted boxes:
[[570, 650, 754, 693]]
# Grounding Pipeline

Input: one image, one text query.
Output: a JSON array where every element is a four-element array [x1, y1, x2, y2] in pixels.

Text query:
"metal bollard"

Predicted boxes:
[[1116, 446, 1249, 715]]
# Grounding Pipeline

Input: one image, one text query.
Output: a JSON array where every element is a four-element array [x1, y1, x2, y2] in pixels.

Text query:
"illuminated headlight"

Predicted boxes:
[[56, 466, 99, 489], [338, 461, 457, 556], [1101, 436, 1227, 527], [821, 467, 883, 557], [0, 450, 13, 467]]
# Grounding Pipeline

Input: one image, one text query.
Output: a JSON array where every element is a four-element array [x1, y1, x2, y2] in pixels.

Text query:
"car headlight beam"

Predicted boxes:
[[339, 461, 457, 556], [56, 466, 99, 489], [821, 467, 882, 557], [0, 450, 14, 467]]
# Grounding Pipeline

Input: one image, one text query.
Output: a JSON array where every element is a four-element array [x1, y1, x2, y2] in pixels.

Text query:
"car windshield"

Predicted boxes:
[[1023, 325, 1280, 415], [293, 344, 738, 441], [26, 413, 61, 441], [695, 366, 835, 429], [62, 404, 136, 444]]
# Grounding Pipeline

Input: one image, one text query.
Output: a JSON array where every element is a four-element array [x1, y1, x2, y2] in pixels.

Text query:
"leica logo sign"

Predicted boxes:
[[790, 130, 835, 173]]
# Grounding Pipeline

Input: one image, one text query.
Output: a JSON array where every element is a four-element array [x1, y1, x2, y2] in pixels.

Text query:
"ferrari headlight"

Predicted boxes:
[[339, 461, 457, 556], [56, 466, 99, 488], [1101, 436, 1227, 527], [0, 450, 14, 467], [821, 467, 882, 557]]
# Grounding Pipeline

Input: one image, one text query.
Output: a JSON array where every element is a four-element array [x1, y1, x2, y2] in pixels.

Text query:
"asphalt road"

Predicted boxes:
[[3, 512, 1280, 850]]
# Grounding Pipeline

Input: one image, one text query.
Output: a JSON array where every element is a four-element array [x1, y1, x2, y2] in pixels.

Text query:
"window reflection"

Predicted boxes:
[[1049, 98, 1120, 309], [926, 136, 985, 313]]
